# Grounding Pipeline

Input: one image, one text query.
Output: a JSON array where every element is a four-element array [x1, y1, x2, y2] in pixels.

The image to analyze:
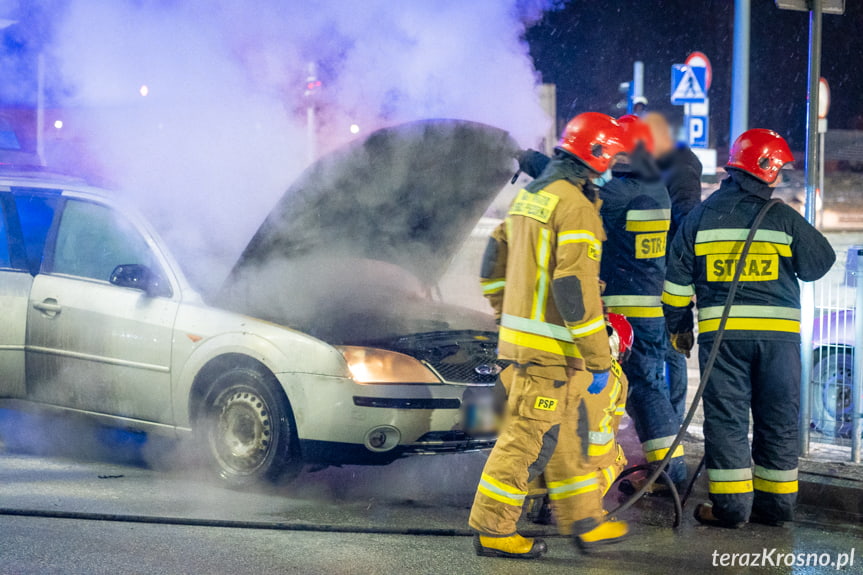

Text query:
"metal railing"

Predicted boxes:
[[806, 246, 862, 462]]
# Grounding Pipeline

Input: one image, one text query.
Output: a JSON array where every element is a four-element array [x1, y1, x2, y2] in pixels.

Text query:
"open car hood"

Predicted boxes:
[[218, 120, 516, 343], [226, 119, 518, 286]]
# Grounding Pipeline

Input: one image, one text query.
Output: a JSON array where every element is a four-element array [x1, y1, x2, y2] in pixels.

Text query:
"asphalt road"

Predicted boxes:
[[2, 513, 860, 575], [1, 418, 861, 575]]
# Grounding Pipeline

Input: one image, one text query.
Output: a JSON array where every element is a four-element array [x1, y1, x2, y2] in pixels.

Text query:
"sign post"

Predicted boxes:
[[818, 77, 830, 229], [775, 0, 845, 459], [670, 52, 717, 175]]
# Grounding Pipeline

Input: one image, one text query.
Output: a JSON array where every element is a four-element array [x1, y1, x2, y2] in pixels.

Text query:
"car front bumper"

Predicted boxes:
[[279, 373, 496, 465]]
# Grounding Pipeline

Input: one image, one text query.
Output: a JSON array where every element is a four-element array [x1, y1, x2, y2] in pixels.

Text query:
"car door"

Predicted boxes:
[[0, 191, 34, 400], [26, 195, 179, 424]]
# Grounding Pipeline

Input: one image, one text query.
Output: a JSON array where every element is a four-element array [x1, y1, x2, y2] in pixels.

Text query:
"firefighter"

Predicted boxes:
[[598, 115, 686, 495], [663, 129, 835, 527], [643, 112, 703, 424], [517, 117, 686, 494], [522, 313, 633, 526], [598, 312, 634, 493], [471, 112, 629, 559]]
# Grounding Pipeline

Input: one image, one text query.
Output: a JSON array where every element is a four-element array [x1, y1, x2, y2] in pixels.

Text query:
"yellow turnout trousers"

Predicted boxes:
[[469, 365, 603, 536], [524, 363, 628, 506]]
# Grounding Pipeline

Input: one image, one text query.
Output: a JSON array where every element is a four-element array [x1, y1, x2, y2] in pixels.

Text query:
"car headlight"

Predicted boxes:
[[337, 346, 440, 384]]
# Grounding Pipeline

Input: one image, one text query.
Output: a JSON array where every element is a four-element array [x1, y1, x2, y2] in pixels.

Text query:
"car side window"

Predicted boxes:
[[51, 200, 162, 284], [13, 194, 58, 274]]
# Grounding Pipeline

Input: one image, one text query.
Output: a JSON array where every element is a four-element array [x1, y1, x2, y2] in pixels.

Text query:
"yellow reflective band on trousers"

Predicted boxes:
[[754, 466, 799, 494], [625, 209, 671, 232], [532, 228, 552, 321], [477, 473, 528, 506], [708, 468, 753, 494], [569, 315, 606, 339], [603, 295, 663, 318], [698, 305, 800, 321], [698, 318, 801, 334], [547, 472, 598, 501], [481, 278, 506, 295], [499, 326, 583, 359], [645, 445, 684, 463], [643, 436, 685, 463], [710, 480, 754, 494]]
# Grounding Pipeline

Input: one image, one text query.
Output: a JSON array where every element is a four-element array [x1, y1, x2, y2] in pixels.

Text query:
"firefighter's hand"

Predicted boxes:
[[587, 371, 610, 395], [670, 332, 694, 358]]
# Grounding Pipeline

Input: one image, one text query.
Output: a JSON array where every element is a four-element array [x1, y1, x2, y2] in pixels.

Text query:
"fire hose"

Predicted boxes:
[[605, 198, 783, 528]]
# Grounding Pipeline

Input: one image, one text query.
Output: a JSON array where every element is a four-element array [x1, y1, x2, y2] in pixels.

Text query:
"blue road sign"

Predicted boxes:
[[687, 115, 709, 148], [671, 65, 707, 105]]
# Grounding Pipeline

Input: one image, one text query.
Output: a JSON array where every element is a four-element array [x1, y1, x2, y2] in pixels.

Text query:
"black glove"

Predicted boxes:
[[670, 332, 694, 358]]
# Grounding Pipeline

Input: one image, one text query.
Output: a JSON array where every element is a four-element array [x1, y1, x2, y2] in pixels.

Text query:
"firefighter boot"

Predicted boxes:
[[573, 518, 629, 553], [473, 534, 548, 560], [693, 503, 745, 529]]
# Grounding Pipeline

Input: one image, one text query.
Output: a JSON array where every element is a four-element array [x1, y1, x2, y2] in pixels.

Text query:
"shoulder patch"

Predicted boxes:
[[509, 189, 559, 224]]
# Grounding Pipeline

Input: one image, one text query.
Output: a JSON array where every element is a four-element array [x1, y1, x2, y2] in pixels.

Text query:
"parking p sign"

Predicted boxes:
[[688, 115, 708, 148]]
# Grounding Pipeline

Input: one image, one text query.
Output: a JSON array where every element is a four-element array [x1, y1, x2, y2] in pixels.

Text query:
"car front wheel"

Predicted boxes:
[[196, 366, 301, 488]]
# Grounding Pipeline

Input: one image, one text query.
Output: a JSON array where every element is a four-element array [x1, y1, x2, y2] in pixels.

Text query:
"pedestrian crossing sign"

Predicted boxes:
[[670, 64, 707, 105]]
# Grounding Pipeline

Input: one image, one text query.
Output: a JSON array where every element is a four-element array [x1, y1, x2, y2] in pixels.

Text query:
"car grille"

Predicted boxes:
[[386, 331, 505, 385], [427, 356, 504, 385]]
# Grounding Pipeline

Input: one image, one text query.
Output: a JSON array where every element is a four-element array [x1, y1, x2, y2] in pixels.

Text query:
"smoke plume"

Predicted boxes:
[[43, 0, 560, 290]]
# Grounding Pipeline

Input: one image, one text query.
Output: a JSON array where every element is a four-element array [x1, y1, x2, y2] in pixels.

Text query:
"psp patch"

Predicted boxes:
[[534, 396, 559, 411], [509, 189, 560, 224]]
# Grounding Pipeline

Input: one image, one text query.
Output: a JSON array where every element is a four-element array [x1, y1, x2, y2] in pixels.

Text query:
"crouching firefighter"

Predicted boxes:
[[663, 129, 835, 528], [470, 112, 630, 559]]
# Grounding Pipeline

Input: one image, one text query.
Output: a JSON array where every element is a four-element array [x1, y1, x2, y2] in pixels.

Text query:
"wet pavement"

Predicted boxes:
[[1, 413, 861, 574]]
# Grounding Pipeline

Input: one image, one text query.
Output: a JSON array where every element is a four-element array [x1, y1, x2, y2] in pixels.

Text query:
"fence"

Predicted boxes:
[[807, 244, 862, 462]]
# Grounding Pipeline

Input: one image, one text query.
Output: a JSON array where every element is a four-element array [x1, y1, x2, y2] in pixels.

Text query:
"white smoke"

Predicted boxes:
[[47, 0, 559, 291]]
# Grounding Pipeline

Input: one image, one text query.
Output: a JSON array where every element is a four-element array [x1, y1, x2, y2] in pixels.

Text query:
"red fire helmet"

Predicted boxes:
[[556, 112, 626, 174], [617, 114, 655, 154], [607, 312, 634, 361], [726, 128, 794, 184]]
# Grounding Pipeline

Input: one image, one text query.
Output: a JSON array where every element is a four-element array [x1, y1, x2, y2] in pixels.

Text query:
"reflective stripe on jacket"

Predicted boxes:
[[599, 175, 671, 318], [480, 157, 611, 374], [663, 175, 835, 343]]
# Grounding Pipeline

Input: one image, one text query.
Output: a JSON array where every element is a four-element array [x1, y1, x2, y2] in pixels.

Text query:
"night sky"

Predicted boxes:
[[527, 0, 863, 151]]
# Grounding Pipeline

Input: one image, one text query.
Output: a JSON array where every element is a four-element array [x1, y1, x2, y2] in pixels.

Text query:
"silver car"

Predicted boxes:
[[0, 120, 517, 486]]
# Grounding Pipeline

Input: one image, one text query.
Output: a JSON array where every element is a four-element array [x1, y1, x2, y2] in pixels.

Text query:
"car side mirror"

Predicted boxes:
[[110, 264, 167, 297]]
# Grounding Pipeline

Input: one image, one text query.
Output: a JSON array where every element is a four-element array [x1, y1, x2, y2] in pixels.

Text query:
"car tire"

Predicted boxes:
[[811, 347, 854, 438], [196, 366, 302, 488]]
